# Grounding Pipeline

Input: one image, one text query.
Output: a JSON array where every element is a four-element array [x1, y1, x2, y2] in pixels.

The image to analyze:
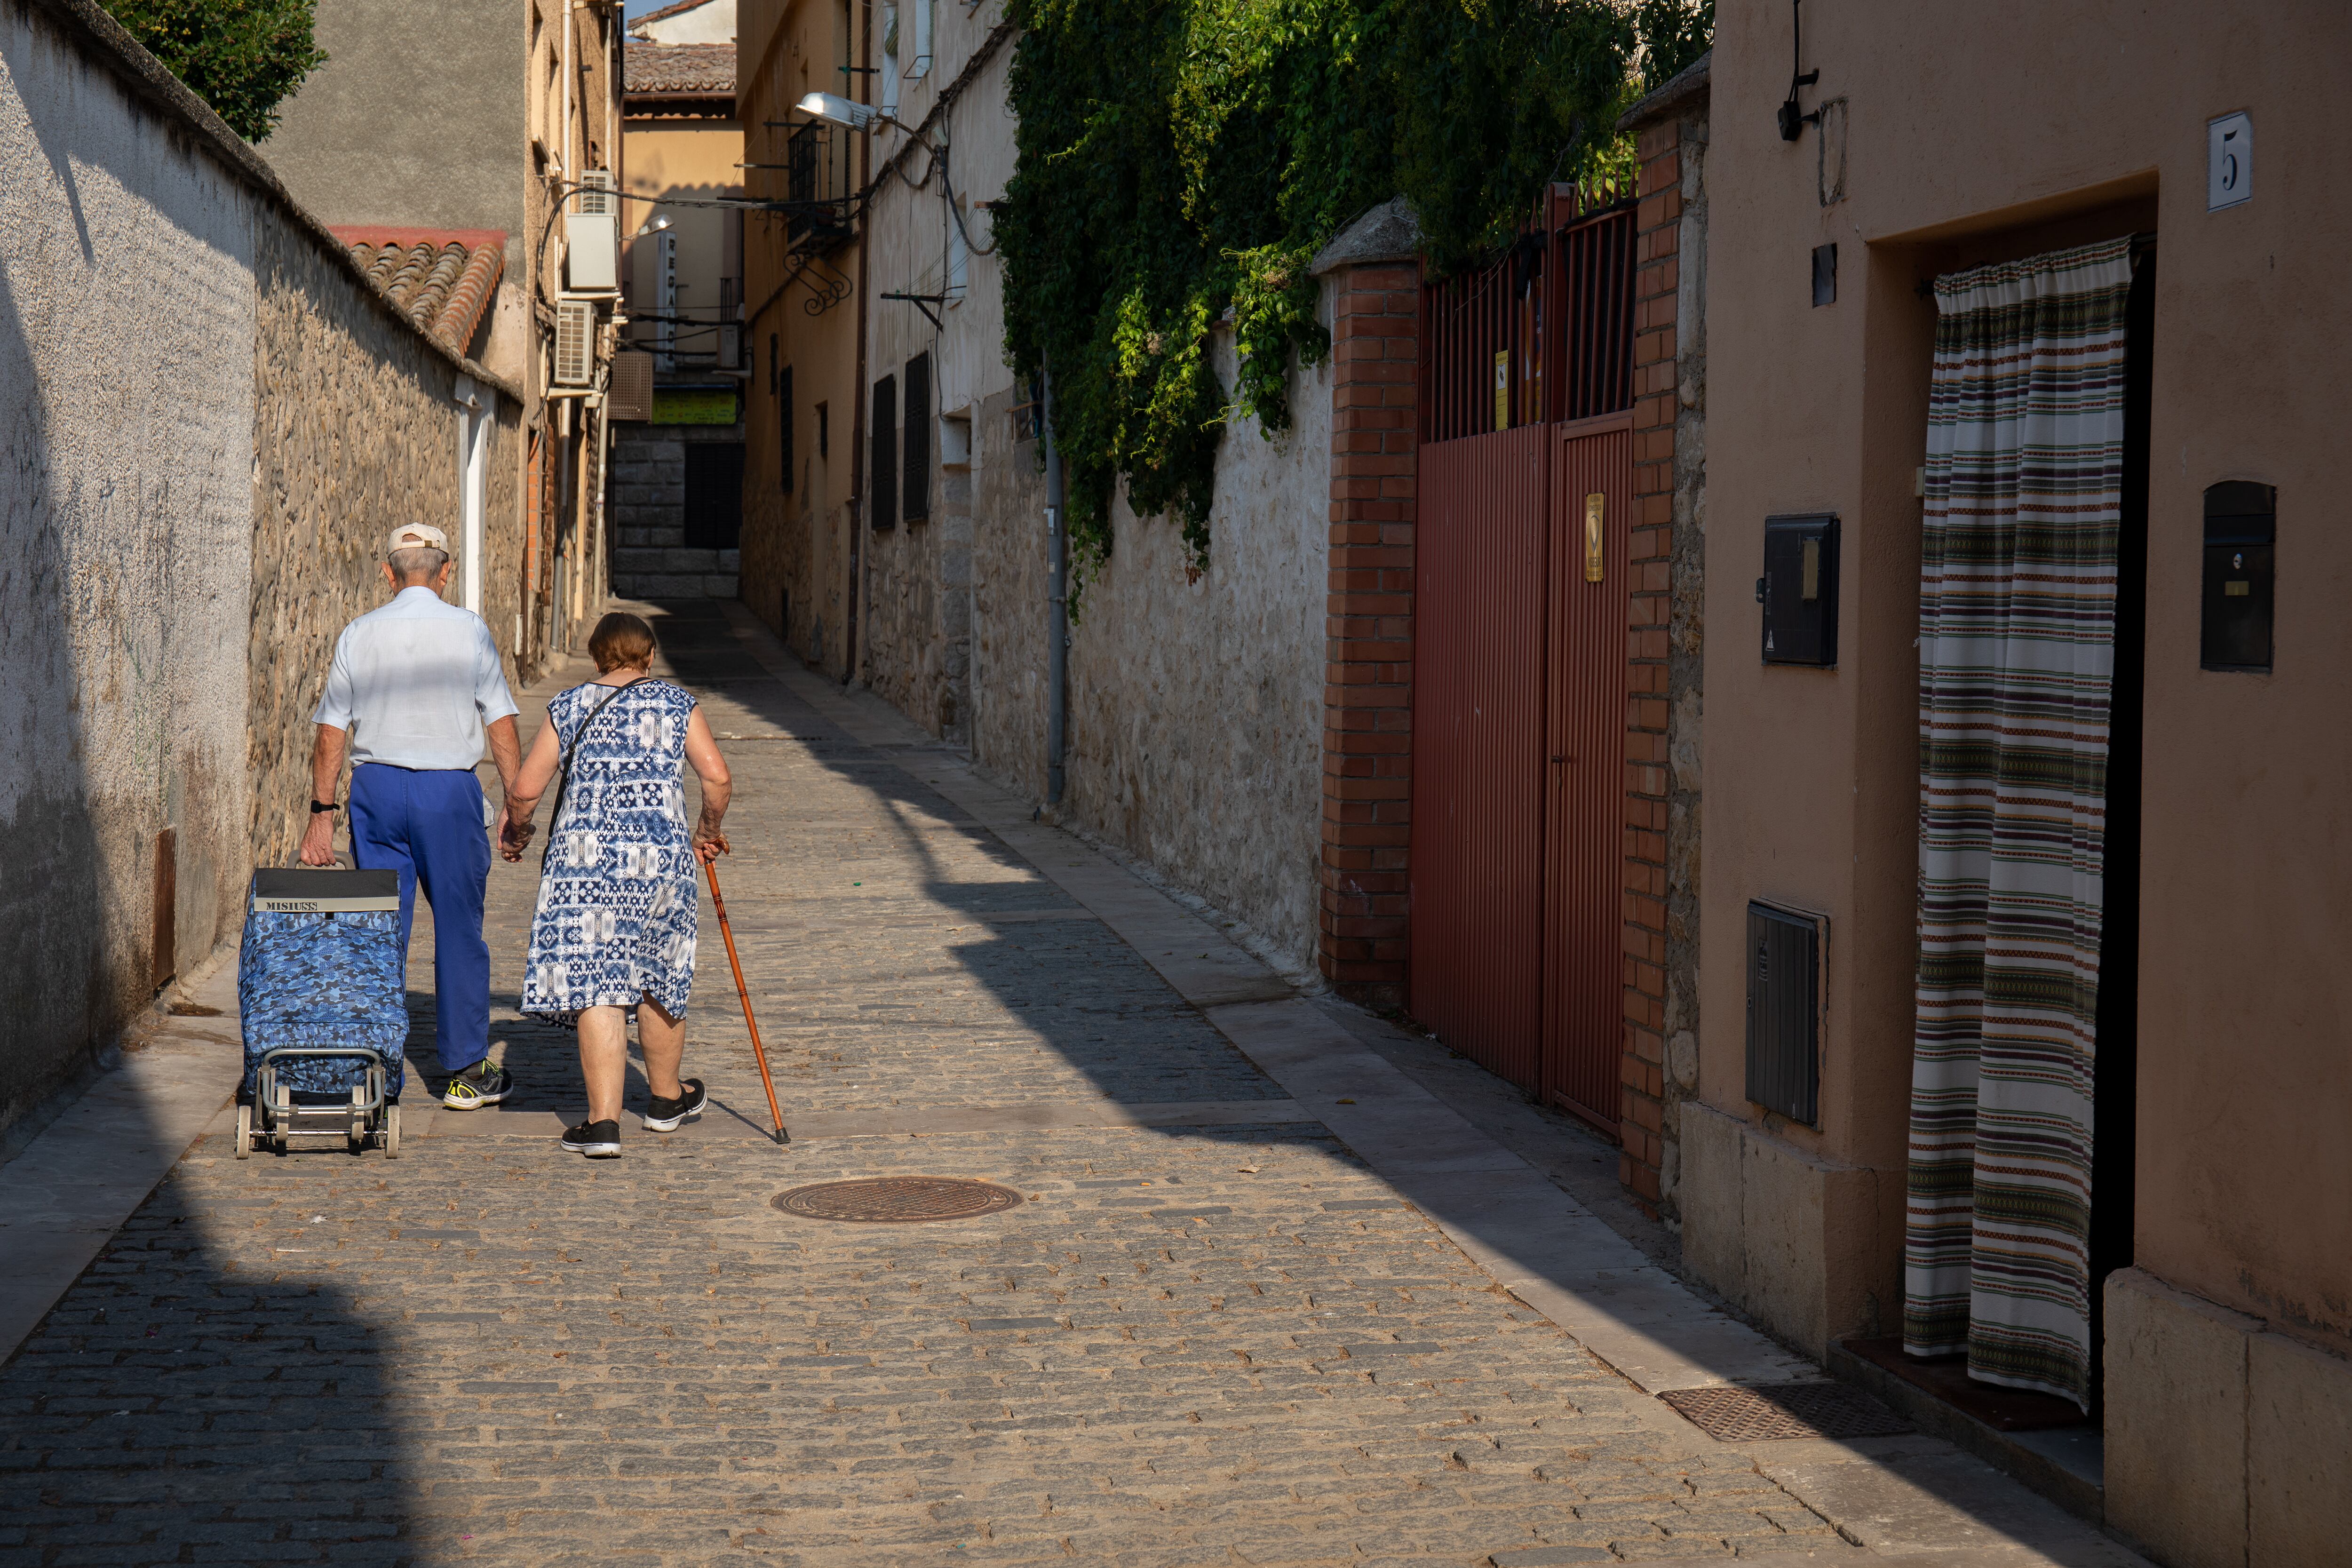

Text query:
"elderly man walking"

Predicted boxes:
[[299, 524, 524, 1109]]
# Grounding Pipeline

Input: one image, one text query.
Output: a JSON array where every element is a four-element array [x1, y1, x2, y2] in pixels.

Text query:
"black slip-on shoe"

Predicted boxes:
[[560, 1118, 622, 1158], [442, 1063, 513, 1110], [641, 1078, 707, 1132]]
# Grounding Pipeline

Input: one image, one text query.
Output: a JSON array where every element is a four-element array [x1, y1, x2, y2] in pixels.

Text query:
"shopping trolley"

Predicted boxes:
[[234, 868, 408, 1158]]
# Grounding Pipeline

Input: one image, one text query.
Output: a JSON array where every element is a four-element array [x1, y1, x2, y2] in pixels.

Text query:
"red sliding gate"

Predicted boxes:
[[1410, 189, 1636, 1134]]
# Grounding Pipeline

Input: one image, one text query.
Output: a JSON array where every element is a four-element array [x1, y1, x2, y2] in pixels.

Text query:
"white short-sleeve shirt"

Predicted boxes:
[[312, 587, 519, 771]]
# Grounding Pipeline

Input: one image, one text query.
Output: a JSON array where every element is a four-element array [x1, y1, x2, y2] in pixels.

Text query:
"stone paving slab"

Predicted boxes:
[[0, 956, 244, 1365], [0, 598, 2152, 1567]]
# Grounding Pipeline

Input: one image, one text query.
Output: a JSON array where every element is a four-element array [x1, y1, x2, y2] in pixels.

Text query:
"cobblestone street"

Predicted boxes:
[[0, 605, 2144, 1568]]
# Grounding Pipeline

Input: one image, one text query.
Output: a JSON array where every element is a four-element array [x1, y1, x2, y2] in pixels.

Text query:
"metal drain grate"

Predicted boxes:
[[772, 1177, 1024, 1224], [1657, 1382, 1911, 1442]]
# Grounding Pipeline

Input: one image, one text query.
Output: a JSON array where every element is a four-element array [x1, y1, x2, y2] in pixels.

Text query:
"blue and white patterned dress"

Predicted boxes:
[[521, 679, 700, 1023]]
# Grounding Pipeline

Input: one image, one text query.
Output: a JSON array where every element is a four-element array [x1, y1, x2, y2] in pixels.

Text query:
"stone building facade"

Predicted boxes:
[[0, 0, 524, 1135]]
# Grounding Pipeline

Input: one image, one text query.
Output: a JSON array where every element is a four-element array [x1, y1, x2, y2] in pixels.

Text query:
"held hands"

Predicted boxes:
[[498, 805, 537, 863]]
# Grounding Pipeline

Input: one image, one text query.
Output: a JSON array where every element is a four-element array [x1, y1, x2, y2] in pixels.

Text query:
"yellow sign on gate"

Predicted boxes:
[[1494, 350, 1510, 432], [1584, 493, 1605, 582]]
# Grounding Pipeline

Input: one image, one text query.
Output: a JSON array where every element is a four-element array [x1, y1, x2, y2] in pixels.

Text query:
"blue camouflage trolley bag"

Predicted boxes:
[[235, 868, 408, 1158]]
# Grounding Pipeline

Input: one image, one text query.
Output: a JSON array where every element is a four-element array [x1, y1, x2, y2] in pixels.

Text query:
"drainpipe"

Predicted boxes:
[[1043, 361, 1066, 805], [842, 0, 872, 685], [561, 0, 575, 178]]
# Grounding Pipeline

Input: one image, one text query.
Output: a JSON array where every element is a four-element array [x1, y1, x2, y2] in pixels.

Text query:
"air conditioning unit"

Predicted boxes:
[[576, 168, 617, 215], [554, 300, 595, 386], [565, 210, 618, 292]]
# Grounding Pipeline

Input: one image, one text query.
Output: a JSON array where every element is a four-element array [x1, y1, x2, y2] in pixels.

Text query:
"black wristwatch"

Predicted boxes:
[[310, 799, 339, 815]]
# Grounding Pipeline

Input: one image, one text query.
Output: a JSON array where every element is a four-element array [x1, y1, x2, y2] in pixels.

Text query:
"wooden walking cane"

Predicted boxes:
[[703, 856, 786, 1142]]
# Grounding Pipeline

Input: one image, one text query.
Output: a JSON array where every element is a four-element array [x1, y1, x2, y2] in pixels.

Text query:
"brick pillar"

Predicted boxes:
[[1318, 258, 1420, 1005], [1619, 120, 1683, 1211]]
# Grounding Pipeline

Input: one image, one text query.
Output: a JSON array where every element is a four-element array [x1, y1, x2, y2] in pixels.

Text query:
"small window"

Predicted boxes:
[[779, 365, 794, 493], [816, 400, 829, 458], [869, 375, 897, 529], [901, 353, 931, 523], [909, 0, 933, 78], [683, 444, 744, 550]]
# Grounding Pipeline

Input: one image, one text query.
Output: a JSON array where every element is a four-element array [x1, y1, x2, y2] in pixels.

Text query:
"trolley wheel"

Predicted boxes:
[[234, 1103, 252, 1160], [383, 1103, 401, 1159]]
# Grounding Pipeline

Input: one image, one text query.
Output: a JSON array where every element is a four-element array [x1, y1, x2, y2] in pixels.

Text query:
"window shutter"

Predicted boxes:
[[902, 352, 931, 522], [870, 374, 898, 529], [779, 365, 795, 493]]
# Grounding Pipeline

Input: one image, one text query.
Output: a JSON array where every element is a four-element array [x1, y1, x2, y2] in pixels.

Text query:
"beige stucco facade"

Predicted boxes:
[[738, 0, 863, 674], [1692, 3, 2352, 1560]]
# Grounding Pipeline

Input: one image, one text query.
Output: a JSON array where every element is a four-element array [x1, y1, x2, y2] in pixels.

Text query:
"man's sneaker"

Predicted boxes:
[[441, 1062, 513, 1110], [560, 1118, 621, 1158], [642, 1079, 707, 1132]]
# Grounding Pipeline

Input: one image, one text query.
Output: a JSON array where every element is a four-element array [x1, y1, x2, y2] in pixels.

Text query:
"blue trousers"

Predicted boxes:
[[348, 764, 493, 1076]]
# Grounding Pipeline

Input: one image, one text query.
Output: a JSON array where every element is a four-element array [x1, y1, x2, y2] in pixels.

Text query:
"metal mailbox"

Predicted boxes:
[[2202, 480, 2274, 672], [1759, 512, 1840, 667]]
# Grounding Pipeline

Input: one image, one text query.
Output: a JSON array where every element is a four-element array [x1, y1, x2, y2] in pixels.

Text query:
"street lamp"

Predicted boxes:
[[796, 90, 941, 157], [796, 91, 878, 130]]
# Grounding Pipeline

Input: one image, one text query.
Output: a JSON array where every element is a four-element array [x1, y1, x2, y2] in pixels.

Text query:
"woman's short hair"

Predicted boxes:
[[588, 612, 658, 673]]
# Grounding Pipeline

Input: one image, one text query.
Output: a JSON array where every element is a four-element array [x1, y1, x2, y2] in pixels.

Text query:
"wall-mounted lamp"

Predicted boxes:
[[634, 214, 672, 238], [798, 90, 880, 131], [1777, 0, 1822, 142], [798, 90, 945, 159]]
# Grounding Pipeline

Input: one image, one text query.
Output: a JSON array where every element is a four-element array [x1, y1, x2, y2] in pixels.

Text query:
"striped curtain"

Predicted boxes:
[[1903, 236, 2134, 1412]]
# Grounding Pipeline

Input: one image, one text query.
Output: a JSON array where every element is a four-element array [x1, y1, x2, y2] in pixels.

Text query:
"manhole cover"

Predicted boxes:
[[771, 1177, 1024, 1224], [1656, 1382, 1911, 1442]]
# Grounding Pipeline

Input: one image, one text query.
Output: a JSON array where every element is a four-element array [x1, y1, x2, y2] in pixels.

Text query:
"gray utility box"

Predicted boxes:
[[1745, 900, 1823, 1126]]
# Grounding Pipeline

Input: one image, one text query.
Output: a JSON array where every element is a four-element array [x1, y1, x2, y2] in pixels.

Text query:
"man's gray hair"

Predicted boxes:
[[389, 545, 450, 581]]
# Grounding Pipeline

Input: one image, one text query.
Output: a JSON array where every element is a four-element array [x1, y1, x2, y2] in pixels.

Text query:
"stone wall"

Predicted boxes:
[[952, 331, 1332, 974], [609, 423, 744, 599], [967, 389, 1050, 794], [864, 440, 977, 745], [0, 0, 258, 1129], [0, 0, 526, 1135], [249, 215, 524, 867]]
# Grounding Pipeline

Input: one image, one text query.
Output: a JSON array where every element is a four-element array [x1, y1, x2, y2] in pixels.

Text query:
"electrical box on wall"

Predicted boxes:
[[2202, 481, 2274, 672], [1758, 512, 1840, 665], [1750, 902, 1816, 1123], [1745, 901, 1822, 1126]]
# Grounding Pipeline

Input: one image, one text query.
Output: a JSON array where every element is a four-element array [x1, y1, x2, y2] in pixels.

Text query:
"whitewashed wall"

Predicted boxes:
[[0, 0, 524, 1133], [0, 5, 257, 1126]]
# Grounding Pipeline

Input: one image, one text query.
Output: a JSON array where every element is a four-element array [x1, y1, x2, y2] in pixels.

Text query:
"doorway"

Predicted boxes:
[[2090, 242, 2154, 1379]]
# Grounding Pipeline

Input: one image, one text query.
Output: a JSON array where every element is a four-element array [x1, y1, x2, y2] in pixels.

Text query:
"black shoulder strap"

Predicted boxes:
[[540, 677, 653, 868]]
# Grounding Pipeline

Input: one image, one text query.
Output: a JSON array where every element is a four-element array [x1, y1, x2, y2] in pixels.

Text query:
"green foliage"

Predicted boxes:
[[1633, 0, 1714, 91], [102, 0, 326, 142], [998, 0, 1711, 582]]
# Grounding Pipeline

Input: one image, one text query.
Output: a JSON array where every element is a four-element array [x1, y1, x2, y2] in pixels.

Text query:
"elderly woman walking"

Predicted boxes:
[[499, 612, 733, 1157]]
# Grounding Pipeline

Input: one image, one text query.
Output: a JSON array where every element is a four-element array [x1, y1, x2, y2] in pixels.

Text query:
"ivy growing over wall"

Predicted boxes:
[[997, 0, 1711, 579]]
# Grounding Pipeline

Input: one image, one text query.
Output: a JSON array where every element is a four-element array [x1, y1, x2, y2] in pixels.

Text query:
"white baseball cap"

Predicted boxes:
[[385, 523, 449, 555]]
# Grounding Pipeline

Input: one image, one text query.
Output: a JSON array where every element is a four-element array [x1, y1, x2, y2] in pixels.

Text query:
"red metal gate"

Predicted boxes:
[[1409, 187, 1636, 1131], [1543, 414, 1633, 1129], [1412, 427, 1551, 1090]]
